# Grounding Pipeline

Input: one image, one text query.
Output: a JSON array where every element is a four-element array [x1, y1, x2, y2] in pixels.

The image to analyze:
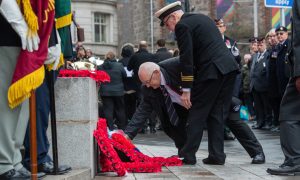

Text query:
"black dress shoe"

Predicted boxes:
[[150, 127, 156, 134], [261, 124, 272, 130], [0, 167, 45, 180], [202, 157, 225, 165], [0, 169, 16, 180], [267, 164, 300, 175], [252, 124, 263, 129], [38, 161, 71, 175], [251, 152, 265, 164], [182, 158, 196, 165]]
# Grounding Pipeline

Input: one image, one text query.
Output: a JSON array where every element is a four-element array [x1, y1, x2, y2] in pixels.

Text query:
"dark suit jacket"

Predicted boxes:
[[292, 0, 300, 77], [276, 39, 291, 96], [154, 47, 173, 62], [175, 13, 239, 88], [250, 51, 270, 92], [127, 48, 158, 90], [280, 0, 300, 121], [124, 57, 188, 139]]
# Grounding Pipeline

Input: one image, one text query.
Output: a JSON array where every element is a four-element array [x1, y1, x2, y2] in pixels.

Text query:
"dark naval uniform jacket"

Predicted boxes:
[[280, 0, 300, 121], [276, 39, 291, 96], [124, 57, 188, 149], [175, 13, 239, 88]]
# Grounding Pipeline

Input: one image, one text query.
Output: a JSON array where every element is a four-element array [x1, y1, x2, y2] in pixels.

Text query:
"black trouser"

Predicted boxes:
[[180, 72, 236, 163], [252, 89, 272, 126], [268, 96, 281, 126], [226, 112, 264, 157], [124, 92, 137, 121], [280, 121, 300, 165], [101, 96, 127, 130]]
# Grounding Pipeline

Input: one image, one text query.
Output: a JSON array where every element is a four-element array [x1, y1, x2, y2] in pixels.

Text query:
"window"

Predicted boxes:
[[94, 12, 109, 43]]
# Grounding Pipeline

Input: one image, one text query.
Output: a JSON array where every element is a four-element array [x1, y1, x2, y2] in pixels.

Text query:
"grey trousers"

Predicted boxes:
[[0, 47, 29, 174]]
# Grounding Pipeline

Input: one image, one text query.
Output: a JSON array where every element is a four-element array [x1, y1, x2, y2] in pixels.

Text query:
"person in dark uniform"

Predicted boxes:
[[266, 29, 281, 132], [124, 58, 188, 152], [250, 38, 273, 130], [267, 0, 300, 175], [154, 39, 173, 62], [155, 1, 239, 165], [275, 26, 291, 98]]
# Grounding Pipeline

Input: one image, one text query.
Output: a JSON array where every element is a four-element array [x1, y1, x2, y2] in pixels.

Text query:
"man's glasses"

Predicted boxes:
[[276, 32, 284, 36], [143, 71, 154, 85]]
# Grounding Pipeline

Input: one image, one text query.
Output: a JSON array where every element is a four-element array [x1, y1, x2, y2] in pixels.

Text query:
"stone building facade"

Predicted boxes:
[[71, 0, 119, 57], [71, 0, 273, 57]]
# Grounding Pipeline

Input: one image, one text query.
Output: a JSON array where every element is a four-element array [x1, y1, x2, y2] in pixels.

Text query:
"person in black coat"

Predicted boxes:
[[98, 52, 127, 130], [266, 29, 281, 131], [155, 1, 238, 165], [119, 43, 138, 121], [250, 38, 272, 130], [275, 26, 291, 97], [154, 39, 173, 62], [124, 58, 188, 152], [267, 0, 300, 175]]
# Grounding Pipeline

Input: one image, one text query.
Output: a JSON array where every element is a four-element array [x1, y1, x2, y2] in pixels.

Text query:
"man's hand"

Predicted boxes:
[[181, 91, 192, 109], [296, 77, 300, 93], [0, 0, 40, 52]]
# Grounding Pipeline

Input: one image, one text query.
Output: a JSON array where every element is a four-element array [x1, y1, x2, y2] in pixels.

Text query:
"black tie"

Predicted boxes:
[[160, 85, 179, 126]]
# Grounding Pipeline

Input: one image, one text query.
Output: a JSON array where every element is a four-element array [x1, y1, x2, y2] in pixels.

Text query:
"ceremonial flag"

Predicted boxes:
[[8, 0, 55, 108], [56, 0, 72, 59]]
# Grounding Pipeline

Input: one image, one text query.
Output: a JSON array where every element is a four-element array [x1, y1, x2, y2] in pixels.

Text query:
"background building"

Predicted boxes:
[[71, 0, 292, 58]]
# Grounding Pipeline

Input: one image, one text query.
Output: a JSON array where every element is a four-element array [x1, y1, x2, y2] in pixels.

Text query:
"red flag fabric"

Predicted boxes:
[[8, 0, 55, 108]]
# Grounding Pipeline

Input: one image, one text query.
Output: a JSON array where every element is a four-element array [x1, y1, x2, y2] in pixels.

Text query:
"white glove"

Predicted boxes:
[[231, 46, 240, 57], [0, 0, 40, 52], [44, 30, 61, 70]]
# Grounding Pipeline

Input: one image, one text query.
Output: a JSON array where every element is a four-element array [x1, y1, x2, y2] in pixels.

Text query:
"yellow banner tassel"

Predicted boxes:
[[8, 66, 45, 109]]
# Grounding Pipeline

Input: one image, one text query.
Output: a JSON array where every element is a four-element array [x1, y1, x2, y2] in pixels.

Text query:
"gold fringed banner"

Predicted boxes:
[[8, 66, 45, 109]]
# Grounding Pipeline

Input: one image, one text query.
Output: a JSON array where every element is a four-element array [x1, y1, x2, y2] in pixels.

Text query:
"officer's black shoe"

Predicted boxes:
[[0, 167, 46, 180], [261, 124, 272, 130], [182, 158, 197, 165], [267, 164, 300, 176], [251, 152, 265, 164], [202, 157, 225, 165], [38, 161, 71, 175], [252, 123, 263, 129], [270, 126, 280, 132], [224, 132, 235, 140], [150, 127, 156, 134], [0, 169, 16, 180]]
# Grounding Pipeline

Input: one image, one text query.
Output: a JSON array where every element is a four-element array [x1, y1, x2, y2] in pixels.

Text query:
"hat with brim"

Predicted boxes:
[[155, 1, 182, 27], [275, 26, 287, 32]]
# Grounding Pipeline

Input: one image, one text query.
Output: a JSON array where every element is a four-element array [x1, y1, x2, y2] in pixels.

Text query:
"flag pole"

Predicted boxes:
[[29, 90, 38, 180], [49, 70, 59, 174]]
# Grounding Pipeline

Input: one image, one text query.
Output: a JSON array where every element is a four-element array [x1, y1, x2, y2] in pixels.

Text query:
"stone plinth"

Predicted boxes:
[[48, 77, 98, 179]]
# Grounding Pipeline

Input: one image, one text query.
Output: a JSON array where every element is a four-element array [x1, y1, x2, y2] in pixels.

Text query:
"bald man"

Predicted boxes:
[[125, 58, 188, 154]]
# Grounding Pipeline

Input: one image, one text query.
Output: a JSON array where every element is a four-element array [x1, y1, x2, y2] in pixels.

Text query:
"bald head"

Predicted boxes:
[[139, 41, 148, 49], [138, 62, 161, 89]]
